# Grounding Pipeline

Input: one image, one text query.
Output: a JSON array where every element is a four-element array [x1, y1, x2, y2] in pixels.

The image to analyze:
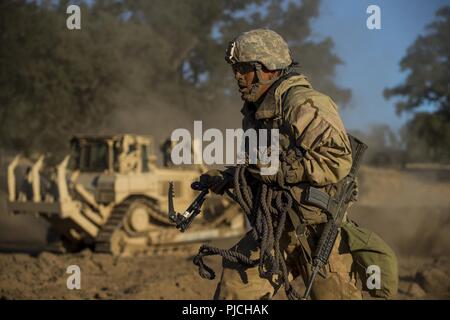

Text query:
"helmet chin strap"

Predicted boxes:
[[243, 63, 280, 102], [254, 63, 280, 85]]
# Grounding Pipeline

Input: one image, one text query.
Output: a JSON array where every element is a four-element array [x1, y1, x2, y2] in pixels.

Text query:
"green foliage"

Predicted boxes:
[[0, 2, 128, 156], [401, 112, 450, 162], [0, 0, 350, 157], [384, 6, 450, 163], [384, 6, 449, 115]]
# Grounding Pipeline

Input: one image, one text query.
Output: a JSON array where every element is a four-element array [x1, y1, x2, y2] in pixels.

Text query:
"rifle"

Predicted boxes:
[[302, 135, 367, 299]]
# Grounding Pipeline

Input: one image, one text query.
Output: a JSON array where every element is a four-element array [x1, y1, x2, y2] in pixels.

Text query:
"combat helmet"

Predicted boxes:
[[225, 28, 293, 71]]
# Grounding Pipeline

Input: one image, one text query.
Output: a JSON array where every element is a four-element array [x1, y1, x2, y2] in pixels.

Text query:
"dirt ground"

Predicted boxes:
[[0, 166, 449, 300], [0, 244, 449, 300]]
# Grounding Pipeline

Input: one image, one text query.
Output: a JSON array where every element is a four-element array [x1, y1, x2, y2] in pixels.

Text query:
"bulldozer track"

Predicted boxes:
[[146, 200, 175, 226], [93, 196, 229, 256], [94, 197, 184, 255], [94, 199, 131, 253]]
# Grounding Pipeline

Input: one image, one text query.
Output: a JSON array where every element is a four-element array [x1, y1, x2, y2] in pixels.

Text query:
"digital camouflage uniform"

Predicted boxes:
[[215, 29, 362, 300]]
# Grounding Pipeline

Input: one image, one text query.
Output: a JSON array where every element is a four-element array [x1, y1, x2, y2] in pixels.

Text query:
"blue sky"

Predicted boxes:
[[309, 0, 448, 132]]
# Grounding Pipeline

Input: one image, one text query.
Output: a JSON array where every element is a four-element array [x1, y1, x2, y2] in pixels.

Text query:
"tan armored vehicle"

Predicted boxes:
[[6, 134, 245, 255]]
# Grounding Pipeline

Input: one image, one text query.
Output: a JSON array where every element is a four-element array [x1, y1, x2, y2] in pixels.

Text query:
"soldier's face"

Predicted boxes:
[[232, 63, 277, 103], [233, 64, 256, 101]]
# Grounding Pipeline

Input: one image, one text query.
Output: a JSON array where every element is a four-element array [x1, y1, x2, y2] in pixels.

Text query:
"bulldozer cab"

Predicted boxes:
[[69, 134, 157, 174]]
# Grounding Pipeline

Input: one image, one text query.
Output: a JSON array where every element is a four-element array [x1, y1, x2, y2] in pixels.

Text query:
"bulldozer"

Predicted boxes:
[[6, 134, 246, 255]]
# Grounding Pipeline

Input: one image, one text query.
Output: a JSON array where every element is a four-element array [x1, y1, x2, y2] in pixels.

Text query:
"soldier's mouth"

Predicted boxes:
[[238, 82, 248, 93]]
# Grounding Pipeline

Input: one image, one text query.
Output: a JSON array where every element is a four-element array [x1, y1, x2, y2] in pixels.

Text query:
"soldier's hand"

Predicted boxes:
[[280, 149, 305, 184], [199, 169, 232, 195]]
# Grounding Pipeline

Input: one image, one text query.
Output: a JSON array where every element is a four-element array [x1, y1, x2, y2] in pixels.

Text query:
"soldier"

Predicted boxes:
[[196, 29, 396, 300], [160, 138, 175, 167]]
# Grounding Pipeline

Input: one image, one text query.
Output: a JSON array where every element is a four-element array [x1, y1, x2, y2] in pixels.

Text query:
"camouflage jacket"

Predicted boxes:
[[242, 73, 353, 225]]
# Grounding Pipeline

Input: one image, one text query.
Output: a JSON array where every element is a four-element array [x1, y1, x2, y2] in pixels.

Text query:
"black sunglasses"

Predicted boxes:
[[231, 62, 256, 75]]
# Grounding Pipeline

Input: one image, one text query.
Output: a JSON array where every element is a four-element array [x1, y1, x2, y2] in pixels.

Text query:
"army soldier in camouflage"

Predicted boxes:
[[200, 29, 363, 300]]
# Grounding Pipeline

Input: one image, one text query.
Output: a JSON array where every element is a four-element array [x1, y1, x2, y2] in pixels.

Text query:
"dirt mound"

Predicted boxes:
[[0, 246, 227, 300], [351, 166, 450, 257], [397, 256, 450, 299]]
